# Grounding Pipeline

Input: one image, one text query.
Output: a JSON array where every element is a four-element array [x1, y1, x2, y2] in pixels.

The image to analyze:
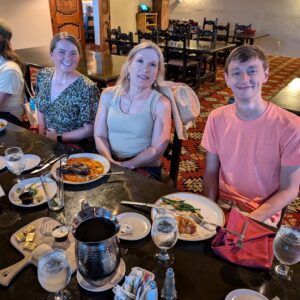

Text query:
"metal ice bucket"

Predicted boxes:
[[72, 200, 120, 285]]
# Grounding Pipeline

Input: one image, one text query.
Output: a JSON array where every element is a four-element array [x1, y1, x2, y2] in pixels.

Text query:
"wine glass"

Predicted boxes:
[[38, 249, 72, 299], [271, 224, 300, 281], [151, 209, 178, 266], [4, 147, 26, 183]]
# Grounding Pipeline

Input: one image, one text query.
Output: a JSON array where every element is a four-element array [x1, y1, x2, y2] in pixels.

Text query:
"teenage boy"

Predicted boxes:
[[201, 45, 300, 226]]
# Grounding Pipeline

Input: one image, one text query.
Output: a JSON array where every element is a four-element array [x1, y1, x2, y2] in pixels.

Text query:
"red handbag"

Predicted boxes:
[[211, 208, 276, 269]]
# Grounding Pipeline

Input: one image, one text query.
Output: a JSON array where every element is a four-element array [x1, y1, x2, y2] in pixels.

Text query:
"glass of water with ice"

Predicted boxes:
[[4, 147, 26, 183], [271, 224, 300, 281], [151, 209, 178, 266], [38, 249, 72, 299]]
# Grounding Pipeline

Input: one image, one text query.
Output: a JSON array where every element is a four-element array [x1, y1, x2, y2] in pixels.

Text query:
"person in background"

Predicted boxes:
[[35, 32, 99, 143], [0, 18, 25, 126], [201, 45, 300, 227], [94, 41, 171, 181]]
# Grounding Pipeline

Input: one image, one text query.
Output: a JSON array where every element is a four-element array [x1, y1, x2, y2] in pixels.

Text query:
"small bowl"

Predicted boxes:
[[0, 119, 7, 133], [51, 225, 69, 242]]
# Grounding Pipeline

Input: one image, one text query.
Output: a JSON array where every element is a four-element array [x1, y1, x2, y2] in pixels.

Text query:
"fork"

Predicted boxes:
[[231, 221, 249, 253], [189, 214, 220, 228]]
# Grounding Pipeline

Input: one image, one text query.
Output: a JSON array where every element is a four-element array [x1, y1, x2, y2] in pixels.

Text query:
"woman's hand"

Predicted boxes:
[[45, 128, 58, 141]]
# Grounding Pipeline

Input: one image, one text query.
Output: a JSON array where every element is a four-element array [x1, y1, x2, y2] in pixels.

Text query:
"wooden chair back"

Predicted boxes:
[[107, 27, 121, 54], [216, 22, 230, 43], [202, 17, 218, 31], [137, 30, 158, 43], [116, 32, 134, 55], [196, 28, 218, 46]]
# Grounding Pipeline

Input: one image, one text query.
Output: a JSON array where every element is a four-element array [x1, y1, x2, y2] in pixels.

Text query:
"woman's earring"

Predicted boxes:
[[153, 80, 157, 88]]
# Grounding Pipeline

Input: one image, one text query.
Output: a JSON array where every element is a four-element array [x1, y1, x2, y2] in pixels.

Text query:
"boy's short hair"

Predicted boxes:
[[225, 45, 269, 73]]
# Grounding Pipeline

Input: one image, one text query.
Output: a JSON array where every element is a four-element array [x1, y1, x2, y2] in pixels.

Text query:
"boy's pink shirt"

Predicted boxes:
[[201, 103, 300, 223]]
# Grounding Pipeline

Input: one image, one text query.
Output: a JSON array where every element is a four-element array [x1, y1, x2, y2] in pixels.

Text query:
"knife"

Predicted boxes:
[[30, 155, 67, 174], [121, 201, 170, 210]]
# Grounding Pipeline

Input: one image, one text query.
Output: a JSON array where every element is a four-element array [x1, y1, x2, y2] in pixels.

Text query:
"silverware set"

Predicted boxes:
[[231, 221, 249, 253]]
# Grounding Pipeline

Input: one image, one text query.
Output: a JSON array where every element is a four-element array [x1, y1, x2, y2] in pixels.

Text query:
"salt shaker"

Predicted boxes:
[[161, 268, 177, 300], [144, 280, 158, 300]]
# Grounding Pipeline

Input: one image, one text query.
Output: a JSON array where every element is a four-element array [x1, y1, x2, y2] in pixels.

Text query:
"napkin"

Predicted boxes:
[[211, 208, 276, 269]]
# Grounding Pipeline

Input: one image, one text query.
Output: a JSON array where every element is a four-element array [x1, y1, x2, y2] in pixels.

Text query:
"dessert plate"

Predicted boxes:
[[225, 288, 269, 300], [117, 212, 151, 241]]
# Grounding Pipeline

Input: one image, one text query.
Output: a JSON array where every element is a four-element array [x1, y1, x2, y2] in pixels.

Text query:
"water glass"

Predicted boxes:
[[41, 171, 64, 211], [151, 209, 178, 266], [4, 147, 26, 183], [271, 224, 300, 281], [38, 249, 72, 299]]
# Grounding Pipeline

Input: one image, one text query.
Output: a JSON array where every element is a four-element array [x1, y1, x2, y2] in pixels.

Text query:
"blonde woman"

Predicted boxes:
[[94, 41, 171, 180]]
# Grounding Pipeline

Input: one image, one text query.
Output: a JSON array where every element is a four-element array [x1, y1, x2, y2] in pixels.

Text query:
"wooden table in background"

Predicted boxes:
[[16, 46, 127, 89], [271, 78, 300, 116]]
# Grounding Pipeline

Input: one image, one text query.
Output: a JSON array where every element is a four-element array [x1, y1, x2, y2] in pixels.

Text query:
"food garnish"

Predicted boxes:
[[160, 197, 203, 219]]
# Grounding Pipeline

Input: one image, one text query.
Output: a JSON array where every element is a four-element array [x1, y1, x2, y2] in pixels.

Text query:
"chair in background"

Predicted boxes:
[[233, 23, 252, 46], [164, 33, 201, 87], [84, 15, 94, 42], [107, 27, 121, 54], [116, 32, 134, 55], [216, 22, 231, 64], [137, 30, 158, 44], [202, 17, 218, 31], [195, 29, 218, 78], [162, 129, 182, 186]]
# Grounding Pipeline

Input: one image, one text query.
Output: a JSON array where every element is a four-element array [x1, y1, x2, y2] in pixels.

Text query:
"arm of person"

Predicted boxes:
[[0, 92, 10, 107], [120, 95, 171, 169], [94, 87, 118, 163], [249, 165, 300, 222], [37, 110, 46, 135], [202, 151, 220, 202]]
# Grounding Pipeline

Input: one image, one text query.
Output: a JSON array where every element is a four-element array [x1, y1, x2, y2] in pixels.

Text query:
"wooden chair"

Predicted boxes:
[[84, 16, 94, 42], [107, 27, 121, 54], [164, 33, 201, 87], [116, 32, 134, 55], [162, 129, 182, 186], [195, 29, 218, 78], [216, 23, 231, 64], [202, 17, 218, 31], [233, 23, 252, 45], [137, 30, 158, 44]]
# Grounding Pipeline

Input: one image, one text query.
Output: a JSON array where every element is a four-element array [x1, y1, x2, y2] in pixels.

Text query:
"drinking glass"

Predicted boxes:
[[38, 249, 72, 300], [271, 225, 300, 281], [4, 147, 26, 183], [41, 170, 64, 211], [151, 209, 178, 266]]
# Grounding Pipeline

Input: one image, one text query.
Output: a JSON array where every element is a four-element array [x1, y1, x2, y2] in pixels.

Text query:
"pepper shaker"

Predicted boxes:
[[161, 268, 177, 300]]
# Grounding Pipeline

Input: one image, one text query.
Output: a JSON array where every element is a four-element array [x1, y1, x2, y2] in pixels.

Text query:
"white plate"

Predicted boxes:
[[225, 289, 269, 300], [8, 177, 57, 208], [152, 192, 225, 241], [24, 154, 41, 171], [0, 156, 5, 171], [77, 259, 125, 292], [51, 153, 110, 185], [0, 118, 7, 132], [117, 212, 151, 241]]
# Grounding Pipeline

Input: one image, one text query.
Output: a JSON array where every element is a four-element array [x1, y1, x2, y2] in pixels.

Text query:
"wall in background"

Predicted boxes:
[[169, 0, 300, 57], [0, 0, 53, 50], [110, 0, 152, 32]]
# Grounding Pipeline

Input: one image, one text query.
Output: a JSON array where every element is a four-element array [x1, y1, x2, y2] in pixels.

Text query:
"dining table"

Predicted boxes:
[[15, 46, 128, 89], [222, 32, 269, 45], [270, 77, 300, 116], [0, 123, 299, 300]]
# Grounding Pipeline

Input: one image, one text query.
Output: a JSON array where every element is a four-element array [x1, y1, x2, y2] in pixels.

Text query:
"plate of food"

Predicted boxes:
[[51, 153, 110, 184], [225, 289, 268, 300], [8, 177, 57, 207], [0, 118, 7, 132], [117, 212, 151, 241], [151, 192, 225, 241]]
